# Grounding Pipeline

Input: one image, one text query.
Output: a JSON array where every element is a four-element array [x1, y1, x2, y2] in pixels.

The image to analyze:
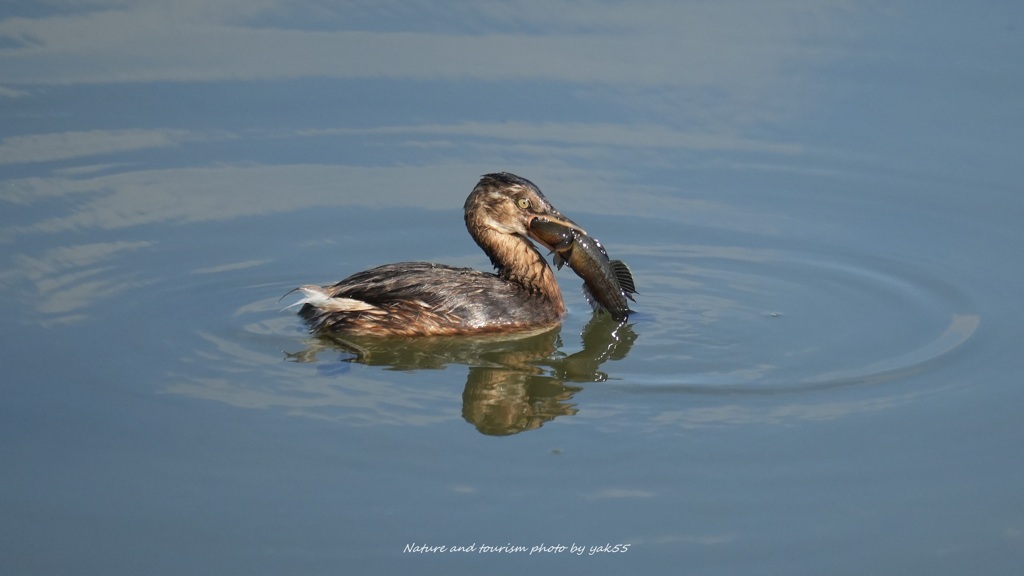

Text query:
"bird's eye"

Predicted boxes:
[[517, 198, 531, 210]]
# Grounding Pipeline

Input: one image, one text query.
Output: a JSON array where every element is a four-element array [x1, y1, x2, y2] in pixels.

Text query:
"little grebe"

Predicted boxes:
[[290, 172, 585, 337]]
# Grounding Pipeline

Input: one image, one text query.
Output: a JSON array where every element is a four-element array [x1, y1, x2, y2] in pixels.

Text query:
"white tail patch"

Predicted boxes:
[[282, 285, 377, 312]]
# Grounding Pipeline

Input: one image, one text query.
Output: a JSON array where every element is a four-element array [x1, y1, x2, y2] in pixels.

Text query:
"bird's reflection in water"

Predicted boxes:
[[287, 315, 637, 436]]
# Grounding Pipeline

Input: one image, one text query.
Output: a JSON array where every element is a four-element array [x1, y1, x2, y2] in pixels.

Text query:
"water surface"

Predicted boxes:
[[2, 2, 1023, 575]]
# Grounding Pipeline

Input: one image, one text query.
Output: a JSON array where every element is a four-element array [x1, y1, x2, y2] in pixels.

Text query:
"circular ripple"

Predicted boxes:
[[619, 244, 979, 392], [234, 245, 980, 396]]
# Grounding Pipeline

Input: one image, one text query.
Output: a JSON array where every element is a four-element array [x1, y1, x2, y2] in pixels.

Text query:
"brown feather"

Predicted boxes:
[[291, 173, 580, 336]]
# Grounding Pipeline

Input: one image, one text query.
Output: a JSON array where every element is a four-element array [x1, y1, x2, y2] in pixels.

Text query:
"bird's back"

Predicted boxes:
[[296, 262, 565, 336]]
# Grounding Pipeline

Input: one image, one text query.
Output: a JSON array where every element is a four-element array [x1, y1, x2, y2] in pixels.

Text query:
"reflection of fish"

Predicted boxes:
[[529, 217, 636, 321]]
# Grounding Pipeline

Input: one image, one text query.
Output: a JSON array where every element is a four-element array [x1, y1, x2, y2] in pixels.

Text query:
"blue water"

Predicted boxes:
[[3, 3, 1023, 575]]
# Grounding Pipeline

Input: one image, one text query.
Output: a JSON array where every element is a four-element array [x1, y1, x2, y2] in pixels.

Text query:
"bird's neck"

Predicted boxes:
[[474, 228, 564, 306]]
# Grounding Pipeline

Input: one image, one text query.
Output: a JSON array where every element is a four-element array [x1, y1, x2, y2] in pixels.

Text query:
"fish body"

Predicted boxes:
[[529, 217, 636, 321]]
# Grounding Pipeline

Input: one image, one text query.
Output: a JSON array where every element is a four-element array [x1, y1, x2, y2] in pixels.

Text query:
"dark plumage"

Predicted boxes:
[[288, 173, 585, 337]]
